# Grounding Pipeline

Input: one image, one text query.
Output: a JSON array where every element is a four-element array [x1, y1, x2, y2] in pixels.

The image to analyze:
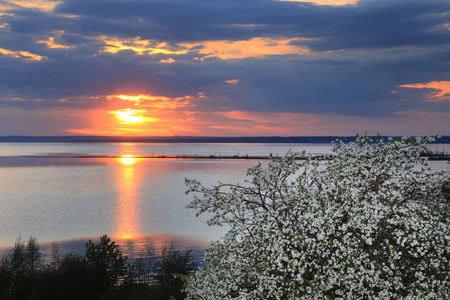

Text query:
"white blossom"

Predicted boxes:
[[185, 135, 450, 299]]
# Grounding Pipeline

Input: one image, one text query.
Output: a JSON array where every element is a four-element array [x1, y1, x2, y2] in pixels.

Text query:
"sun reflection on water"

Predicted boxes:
[[120, 155, 136, 165], [115, 150, 142, 239]]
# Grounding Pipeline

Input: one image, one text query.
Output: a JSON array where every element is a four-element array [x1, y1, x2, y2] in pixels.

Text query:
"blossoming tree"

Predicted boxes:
[[185, 135, 449, 299]]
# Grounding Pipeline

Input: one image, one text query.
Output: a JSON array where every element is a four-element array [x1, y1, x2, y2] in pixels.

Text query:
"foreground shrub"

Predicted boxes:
[[0, 235, 197, 300], [85, 235, 128, 290], [155, 246, 198, 300], [185, 135, 450, 299]]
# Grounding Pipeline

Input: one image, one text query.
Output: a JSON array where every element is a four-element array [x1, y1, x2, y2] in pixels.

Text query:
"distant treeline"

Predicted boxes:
[[0, 235, 196, 300], [1, 135, 450, 143]]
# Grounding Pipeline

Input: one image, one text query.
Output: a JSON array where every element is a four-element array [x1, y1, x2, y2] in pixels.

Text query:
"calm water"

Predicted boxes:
[[0, 142, 334, 157], [0, 143, 448, 257]]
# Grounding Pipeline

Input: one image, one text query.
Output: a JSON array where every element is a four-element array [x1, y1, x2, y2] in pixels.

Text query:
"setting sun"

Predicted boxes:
[[111, 109, 146, 123]]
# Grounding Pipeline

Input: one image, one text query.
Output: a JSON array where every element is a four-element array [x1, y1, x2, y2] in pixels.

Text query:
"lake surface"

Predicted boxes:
[[0, 142, 448, 257], [0, 142, 334, 157]]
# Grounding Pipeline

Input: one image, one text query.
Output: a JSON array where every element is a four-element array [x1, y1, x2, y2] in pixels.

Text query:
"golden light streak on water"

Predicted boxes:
[[115, 147, 142, 240], [120, 155, 136, 165]]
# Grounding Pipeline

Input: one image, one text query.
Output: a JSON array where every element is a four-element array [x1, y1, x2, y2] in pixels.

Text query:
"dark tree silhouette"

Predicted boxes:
[[155, 245, 198, 300], [85, 235, 128, 290]]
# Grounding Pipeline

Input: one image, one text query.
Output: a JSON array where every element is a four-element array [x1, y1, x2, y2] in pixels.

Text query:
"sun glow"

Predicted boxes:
[[111, 109, 147, 123]]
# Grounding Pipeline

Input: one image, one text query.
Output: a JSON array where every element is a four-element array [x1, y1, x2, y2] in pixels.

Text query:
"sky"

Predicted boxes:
[[0, 0, 449, 137]]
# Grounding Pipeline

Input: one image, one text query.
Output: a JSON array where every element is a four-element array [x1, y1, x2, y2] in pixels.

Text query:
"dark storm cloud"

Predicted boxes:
[[49, 0, 450, 47], [298, 0, 450, 51], [0, 0, 449, 119], [53, 0, 297, 41]]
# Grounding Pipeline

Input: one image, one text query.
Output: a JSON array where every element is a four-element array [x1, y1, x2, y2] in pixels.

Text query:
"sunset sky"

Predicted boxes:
[[0, 0, 449, 136]]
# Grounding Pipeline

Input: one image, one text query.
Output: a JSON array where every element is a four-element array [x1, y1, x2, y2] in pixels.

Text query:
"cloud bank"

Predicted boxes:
[[0, 0, 449, 135]]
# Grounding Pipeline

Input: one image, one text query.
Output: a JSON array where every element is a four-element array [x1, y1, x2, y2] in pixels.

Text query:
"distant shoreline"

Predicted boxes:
[[1, 135, 450, 144], [1, 153, 449, 161]]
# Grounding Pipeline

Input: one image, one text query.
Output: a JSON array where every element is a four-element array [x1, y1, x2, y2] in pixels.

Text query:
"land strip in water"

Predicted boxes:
[[1, 153, 449, 160]]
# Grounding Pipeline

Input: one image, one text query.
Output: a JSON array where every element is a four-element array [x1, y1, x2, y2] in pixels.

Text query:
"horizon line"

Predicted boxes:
[[1, 135, 449, 144]]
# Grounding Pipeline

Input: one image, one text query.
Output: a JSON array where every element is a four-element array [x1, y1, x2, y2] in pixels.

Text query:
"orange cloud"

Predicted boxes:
[[160, 58, 175, 64], [0, 23, 9, 28], [225, 79, 239, 85], [227, 24, 266, 28], [110, 94, 171, 102], [99, 36, 189, 56], [398, 81, 450, 102], [181, 37, 310, 60], [37, 37, 74, 49], [278, 0, 359, 6], [107, 94, 192, 110], [98, 36, 311, 60], [0, 48, 47, 61], [1, 0, 61, 12]]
